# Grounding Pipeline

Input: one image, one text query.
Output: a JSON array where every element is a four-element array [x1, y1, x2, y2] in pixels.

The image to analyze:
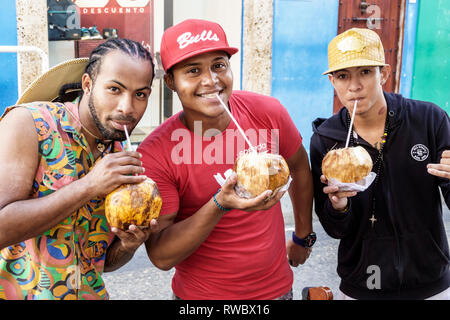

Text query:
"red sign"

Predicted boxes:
[[75, 0, 154, 54]]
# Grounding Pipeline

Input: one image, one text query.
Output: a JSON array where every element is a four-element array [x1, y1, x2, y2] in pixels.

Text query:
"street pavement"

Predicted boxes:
[[103, 195, 450, 300]]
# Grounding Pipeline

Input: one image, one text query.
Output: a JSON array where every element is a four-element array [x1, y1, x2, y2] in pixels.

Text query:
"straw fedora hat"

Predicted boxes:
[[323, 28, 388, 75], [16, 57, 89, 104]]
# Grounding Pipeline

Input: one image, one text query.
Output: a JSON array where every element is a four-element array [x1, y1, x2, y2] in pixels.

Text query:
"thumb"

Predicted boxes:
[[331, 195, 345, 204], [330, 196, 347, 210], [222, 172, 238, 192], [149, 219, 160, 234]]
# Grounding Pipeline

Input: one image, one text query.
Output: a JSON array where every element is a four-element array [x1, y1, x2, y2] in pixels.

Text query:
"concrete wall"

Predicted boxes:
[[15, 0, 49, 95], [242, 0, 273, 96]]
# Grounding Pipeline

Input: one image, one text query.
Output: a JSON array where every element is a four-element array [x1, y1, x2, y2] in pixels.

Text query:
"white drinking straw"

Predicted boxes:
[[215, 93, 255, 151], [124, 125, 133, 152], [345, 100, 358, 148], [124, 125, 139, 176]]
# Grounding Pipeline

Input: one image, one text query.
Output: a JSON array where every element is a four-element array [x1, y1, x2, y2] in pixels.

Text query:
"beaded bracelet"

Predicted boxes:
[[213, 189, 231, 212]]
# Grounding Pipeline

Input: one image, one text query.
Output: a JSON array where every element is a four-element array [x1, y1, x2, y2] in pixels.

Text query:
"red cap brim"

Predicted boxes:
[[164, 46, 239, 72]]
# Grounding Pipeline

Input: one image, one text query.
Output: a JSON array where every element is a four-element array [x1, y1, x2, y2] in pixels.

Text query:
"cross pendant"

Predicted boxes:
[[369, 214, 377, 228]]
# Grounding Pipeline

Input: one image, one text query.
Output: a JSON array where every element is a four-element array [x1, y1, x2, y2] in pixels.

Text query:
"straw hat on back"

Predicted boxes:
[[323, 28, 388, 75], [16, 58, 89, 104]]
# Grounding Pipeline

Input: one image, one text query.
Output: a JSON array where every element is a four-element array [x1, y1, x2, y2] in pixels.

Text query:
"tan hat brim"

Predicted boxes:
[[323, 59, 388, 75], [16, 58, 89, 105]]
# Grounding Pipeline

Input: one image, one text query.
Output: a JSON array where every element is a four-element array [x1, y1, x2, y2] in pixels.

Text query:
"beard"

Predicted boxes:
[[88, 94, 135, 141]]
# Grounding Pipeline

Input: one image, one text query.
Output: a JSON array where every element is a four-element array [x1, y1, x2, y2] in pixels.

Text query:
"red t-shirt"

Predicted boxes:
[[138, 91, 302, 299]]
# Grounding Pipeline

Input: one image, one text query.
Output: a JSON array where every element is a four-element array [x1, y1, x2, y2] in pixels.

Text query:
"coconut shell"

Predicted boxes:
[[322, 146, 373, 183], [105, 177, 162, 230], [234, 152, 290, 198]]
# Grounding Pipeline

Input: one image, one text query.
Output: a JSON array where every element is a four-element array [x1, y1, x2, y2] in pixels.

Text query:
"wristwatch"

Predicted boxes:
[[292, 232, 316, 248]]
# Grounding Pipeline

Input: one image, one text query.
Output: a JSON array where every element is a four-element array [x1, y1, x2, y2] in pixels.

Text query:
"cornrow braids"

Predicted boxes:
[[56, 38, 155, 102], [55, 83, 83, 103], [85, 38, 155, 84]]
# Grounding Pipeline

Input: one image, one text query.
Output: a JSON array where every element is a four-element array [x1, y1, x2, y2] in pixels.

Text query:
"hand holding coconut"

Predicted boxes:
[[320, 174, 357, 212], [80, 149, 161, 272], [104, 126, 162, 235], [84, 135, 162, 228], [214, 170, 287, 213], [320, 101, 376, 211], [320, 146, 370, 211], [84, 150, 148, 198], [214, 94, 291, 210], [84, 150, 162, 233], [233, 150, 290, 199], [100, 130, 162, 272]]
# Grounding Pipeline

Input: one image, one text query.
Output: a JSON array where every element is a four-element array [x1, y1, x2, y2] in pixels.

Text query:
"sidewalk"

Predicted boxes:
[[103, 194, 450, 300]]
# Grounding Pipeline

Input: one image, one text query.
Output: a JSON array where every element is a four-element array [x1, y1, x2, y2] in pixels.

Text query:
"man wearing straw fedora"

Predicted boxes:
[[138, 19, 314, 300], [0, 39, 157, 299], [310, 28, 450, 299]]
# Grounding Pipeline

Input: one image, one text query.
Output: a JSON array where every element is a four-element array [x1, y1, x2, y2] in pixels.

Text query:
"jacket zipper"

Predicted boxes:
[[356, 133, 404, 292], [381, 141, 403, 292]]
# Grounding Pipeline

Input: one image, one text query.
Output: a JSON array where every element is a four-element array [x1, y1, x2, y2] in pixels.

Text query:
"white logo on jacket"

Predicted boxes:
[[177, 30, 220, 49], [411, 144, 429, 161]]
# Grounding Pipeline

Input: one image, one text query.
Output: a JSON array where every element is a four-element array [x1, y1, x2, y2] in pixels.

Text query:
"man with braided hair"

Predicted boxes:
[[0, 38, 157, 300]]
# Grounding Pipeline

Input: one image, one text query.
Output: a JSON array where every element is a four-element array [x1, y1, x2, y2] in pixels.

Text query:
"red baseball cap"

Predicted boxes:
[[160, 19, 239, 72]]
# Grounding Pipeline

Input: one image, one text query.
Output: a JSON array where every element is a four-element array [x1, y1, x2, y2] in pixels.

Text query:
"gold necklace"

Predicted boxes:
[[62, 105, 111, 153]]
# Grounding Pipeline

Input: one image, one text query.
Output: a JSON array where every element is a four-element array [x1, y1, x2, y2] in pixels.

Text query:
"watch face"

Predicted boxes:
[[292, 232, 317, 248], [306, 233, 317, 247]]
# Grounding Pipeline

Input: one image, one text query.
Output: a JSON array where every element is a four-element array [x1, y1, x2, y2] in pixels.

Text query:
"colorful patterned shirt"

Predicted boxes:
[[0, 101, 123, 300]]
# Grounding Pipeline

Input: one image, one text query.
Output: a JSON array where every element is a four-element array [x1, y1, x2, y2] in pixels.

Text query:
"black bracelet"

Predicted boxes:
[[213, 189, 231, 212]]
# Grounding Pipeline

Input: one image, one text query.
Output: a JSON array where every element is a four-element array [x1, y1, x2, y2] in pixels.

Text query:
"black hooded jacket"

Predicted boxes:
[[310, 92, 450, 299]]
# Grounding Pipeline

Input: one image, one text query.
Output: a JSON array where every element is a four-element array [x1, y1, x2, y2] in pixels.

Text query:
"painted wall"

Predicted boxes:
[[271, 0, 339, 153], [411, 0, 450, 113], [399, 0, 418, 100], [0, 2, 19, 113]]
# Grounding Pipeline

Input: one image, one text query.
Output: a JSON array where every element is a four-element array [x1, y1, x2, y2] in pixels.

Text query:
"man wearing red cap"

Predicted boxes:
[[138, 19, 314, 299]]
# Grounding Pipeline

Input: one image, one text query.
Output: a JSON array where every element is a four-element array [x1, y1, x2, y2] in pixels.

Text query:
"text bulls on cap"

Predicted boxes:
[[177, 30, 220, 49]]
